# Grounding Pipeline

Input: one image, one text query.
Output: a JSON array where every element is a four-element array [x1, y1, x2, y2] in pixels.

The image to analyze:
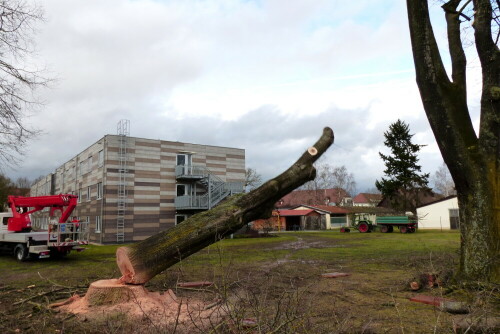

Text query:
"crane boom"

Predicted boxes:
[[7, 194, 78, 232]]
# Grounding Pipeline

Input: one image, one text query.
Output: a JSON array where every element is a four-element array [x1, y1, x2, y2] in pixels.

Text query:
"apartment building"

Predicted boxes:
[[30, 132, 245, 244]]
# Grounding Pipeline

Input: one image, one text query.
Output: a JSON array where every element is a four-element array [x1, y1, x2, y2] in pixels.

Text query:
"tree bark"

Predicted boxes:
[[117, 127, 334, 284], [406, 0, 499, 282]]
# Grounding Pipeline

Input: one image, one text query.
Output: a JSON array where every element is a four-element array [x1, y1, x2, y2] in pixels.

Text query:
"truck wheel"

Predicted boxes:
[[380, 225, 388, 233], [14, 244, 29, 262], [358, 222, 370, 233], [400, 226, 408, 234]]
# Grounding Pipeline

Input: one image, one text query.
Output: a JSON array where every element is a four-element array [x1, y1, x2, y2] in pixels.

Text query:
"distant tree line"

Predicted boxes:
[[0, 174, 33, 210]]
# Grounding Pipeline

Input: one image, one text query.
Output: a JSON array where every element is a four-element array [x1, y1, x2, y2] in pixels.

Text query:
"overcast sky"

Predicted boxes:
[[6, 0, 483, 193]]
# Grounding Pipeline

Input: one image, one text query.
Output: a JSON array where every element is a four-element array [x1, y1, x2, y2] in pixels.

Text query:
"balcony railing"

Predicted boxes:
[[175, 182, 245, 210], [175, 165, 210, 179], [175, 195, 210, 210]]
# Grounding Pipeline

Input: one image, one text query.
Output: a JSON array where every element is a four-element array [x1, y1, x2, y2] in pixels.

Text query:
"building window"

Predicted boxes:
[[176, 154, 192, 166], [176, 184, 190, 197], [98, 150, 104, 167], [95, 216, 101, 233], [62, 172, 65, 189], [87, 186, 91, 201], [449, 208, 460, 230], [176, 154, 193, 176], [97, 182, 103, 199], [87, 157, 92, 173], [79, 161, 84, 176], [175, 215, 188, 225], [78, 189, 82, 203]]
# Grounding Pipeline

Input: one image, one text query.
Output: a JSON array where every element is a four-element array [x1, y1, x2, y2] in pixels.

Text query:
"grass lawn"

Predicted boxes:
[[0, 230, 497, 333]]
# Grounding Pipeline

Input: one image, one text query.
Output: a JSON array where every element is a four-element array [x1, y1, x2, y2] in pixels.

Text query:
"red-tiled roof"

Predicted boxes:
[[277, 188, 349, 207], [353, 193, 382, 205], [295, 204, 395, 215], [307, 205, 350, 214], [416, 195, 457, 208], [378, 190, 444, 211], [274, 209, 316, 217]]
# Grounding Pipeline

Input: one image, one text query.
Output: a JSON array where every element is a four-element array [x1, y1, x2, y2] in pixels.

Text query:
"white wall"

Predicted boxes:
[[417, 197, 458, 230]]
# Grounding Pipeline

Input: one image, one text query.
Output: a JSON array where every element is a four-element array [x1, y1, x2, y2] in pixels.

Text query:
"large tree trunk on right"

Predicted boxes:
[[406, 0, 499, 282]]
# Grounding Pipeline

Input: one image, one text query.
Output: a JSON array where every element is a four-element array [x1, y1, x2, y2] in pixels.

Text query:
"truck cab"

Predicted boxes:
[[0, 212, 12, 232]]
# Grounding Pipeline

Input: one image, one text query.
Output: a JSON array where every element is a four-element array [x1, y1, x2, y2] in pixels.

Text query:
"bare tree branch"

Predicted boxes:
[[442, 0, 468, 89], [0, 1, 49, 168]]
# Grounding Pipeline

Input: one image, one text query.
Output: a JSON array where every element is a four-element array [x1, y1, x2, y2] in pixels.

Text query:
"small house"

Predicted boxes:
[[416, 196, 459, 230], [252, 209, 322, 231]]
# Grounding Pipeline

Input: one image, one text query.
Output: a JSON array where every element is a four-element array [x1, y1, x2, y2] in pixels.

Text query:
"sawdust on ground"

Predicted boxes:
[[51, 279, 225, 329]]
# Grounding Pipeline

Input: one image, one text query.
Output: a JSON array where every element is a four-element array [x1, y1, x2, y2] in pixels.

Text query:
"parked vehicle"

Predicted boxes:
[[0, 195, 89, 261], [353, 215, 417, 233], [376, 216, 417, 233], [353, 216, 375, 233]]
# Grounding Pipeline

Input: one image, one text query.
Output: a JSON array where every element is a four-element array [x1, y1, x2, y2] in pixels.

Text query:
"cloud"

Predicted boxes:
[[5, 0, 481, 195]]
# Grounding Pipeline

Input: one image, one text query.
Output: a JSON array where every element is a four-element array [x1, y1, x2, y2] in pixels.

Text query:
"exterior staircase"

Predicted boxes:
[[174, 165, 244, 210]]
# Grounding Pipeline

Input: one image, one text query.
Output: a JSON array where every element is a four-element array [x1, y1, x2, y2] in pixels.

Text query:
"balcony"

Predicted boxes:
[[175, 165, 210, 179], [175, 181, 245, 210], [175, 195, 210, 210]]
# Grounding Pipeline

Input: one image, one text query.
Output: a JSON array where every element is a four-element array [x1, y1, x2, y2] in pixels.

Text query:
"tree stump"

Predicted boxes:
[[85, 279, 163, 306], [117, 127, 334, 284], [51, 279, 219, 330]]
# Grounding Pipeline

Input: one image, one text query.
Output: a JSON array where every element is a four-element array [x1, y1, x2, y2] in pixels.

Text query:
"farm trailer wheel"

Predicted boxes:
[[380, 225, 389, 233], [399, 226, 408, 234], [358, 222, 371, 233]]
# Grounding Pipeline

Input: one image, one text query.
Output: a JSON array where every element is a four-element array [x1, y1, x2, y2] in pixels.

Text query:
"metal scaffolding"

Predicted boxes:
[[116, 119, 130, 243]]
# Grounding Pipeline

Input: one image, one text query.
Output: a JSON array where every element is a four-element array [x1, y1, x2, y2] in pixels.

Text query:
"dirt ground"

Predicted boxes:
[[0, 231, 498, 333]]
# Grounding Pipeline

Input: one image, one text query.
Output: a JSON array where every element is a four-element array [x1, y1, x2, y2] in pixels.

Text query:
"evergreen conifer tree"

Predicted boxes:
[[375, 119, 430, 213]]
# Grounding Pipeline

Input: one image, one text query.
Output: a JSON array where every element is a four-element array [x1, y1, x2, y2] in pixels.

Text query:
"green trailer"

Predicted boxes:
[[354, 216, 417, 233], [375, 216, 417, 233]]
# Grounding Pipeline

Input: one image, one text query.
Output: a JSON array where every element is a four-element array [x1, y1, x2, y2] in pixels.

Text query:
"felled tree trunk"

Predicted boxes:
[[117, 127, 334, 284]]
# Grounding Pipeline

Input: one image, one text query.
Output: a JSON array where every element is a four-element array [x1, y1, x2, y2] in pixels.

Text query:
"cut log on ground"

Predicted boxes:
[[117, 127, 334, 284]]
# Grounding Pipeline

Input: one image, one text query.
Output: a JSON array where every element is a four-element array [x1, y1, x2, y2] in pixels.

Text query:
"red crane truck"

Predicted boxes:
[[0, 194, 89, 261]]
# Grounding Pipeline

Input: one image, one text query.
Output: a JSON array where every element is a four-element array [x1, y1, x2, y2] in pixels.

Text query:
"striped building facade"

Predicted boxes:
[[30, 135, 245, 244]]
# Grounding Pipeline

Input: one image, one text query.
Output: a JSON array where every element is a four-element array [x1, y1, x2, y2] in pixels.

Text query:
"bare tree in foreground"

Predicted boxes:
[[117, 128, 334, 284], [0, 1, 48, 167], [406, 0, 499, 281]]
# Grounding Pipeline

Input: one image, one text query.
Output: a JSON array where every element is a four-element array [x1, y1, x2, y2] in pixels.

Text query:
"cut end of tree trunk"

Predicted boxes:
[[116, 246, 150, 285], [307, 147, 318, 155]]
